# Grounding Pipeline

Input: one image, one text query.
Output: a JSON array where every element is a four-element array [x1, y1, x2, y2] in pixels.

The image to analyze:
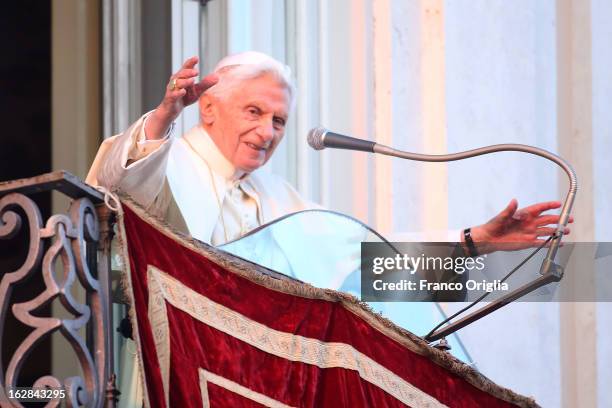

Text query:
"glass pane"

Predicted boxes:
[[220, 209, 475, 365]]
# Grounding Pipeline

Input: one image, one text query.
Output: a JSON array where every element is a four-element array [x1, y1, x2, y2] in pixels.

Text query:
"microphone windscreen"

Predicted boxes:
[[307, 127, 328, 150]]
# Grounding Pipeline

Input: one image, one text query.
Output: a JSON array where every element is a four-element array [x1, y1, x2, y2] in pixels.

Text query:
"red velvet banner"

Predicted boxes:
[[118, 202, 534, 408]]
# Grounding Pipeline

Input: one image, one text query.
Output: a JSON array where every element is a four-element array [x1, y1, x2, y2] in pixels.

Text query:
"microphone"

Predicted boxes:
[[307, 127, 376, 153]]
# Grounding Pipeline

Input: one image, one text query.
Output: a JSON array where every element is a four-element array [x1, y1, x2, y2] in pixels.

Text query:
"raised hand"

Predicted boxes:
[[145, 56, 218, 140], [468, 199, 574, 254]]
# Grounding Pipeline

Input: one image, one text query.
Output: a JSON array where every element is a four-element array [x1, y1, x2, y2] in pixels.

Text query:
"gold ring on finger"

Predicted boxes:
[[169, 78, 178, 91]]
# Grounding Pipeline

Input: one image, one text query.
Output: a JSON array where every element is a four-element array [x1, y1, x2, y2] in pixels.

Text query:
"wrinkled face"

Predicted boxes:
[[201, 74, 290, 173]]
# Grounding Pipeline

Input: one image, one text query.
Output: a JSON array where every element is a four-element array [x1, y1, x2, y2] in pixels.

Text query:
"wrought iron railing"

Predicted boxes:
[[0, 171, 118, 407]]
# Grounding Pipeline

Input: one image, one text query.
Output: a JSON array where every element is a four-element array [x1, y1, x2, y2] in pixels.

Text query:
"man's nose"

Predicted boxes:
[[256, 119, 275, 142]]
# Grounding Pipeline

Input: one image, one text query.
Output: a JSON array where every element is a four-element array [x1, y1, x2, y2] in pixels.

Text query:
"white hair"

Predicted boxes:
[[204, 51, 296, 111]]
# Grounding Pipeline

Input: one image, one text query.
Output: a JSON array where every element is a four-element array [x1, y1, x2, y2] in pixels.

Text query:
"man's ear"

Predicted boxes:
[[199, 94, 216, 125]]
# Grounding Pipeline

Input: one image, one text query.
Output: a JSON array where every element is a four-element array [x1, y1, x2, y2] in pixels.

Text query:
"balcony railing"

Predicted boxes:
[[0, 171, 118, 408]]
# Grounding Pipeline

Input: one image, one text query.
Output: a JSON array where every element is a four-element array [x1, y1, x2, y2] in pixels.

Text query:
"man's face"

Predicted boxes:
[[203, 74, 290, 173]]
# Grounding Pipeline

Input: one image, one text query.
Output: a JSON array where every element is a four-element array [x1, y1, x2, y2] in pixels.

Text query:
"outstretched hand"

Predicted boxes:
[[145, 56, 218, 140], [159, 56, 218, 118], [468, 199, 573, 254]]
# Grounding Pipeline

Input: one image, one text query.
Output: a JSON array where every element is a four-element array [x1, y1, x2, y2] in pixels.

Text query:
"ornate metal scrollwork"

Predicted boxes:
[[1, 190, 114, 408], [1, 193, 44, 407]]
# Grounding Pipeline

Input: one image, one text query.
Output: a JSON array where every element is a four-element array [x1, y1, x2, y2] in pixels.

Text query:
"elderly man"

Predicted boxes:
[[89, 52, 313, 246], [88, 51, 570, 254]]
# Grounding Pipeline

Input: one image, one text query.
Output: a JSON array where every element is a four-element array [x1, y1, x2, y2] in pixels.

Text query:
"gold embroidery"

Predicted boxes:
[[148, 265, 447, 408], [148, 270, 171, 408], [199, 368, 294, 408]]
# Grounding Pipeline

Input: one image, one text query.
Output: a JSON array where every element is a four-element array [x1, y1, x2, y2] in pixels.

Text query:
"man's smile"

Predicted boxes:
[[245, 142, 267, 151]]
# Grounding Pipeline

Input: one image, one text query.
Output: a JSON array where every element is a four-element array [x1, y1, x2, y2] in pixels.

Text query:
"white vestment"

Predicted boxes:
[[87, 113, 315, 245]]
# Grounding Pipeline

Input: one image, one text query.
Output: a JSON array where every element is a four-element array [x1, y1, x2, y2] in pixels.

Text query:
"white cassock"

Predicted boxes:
[[86, 113, 317, 408]]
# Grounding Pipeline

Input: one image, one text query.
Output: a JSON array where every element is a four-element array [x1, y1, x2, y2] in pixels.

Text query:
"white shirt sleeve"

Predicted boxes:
[[95, 111, 176, 210]]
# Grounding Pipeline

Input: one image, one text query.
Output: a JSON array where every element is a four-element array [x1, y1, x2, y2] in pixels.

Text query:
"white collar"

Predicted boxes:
[[184, 125, 246, 182]]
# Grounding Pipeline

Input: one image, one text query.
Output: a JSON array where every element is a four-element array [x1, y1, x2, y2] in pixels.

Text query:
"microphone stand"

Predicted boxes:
[[371, 143, 577, 342]]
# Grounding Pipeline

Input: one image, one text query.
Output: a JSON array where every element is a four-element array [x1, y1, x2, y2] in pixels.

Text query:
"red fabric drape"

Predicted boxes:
[[120, 204, 523, 408]]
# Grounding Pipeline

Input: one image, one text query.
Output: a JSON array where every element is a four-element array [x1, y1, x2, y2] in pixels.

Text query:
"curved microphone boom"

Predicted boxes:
[[308, 126, 576, 239], [308, 126, 577, 342]]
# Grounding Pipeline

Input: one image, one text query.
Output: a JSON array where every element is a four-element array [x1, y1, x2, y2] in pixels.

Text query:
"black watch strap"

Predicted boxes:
[[463, 228, 478, 257]]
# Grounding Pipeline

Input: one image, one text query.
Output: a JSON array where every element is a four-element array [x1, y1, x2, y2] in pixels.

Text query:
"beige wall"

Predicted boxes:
[[557, 1, 597, 406], [52, 0, 100, 185], [51, 0, 101, 382]]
